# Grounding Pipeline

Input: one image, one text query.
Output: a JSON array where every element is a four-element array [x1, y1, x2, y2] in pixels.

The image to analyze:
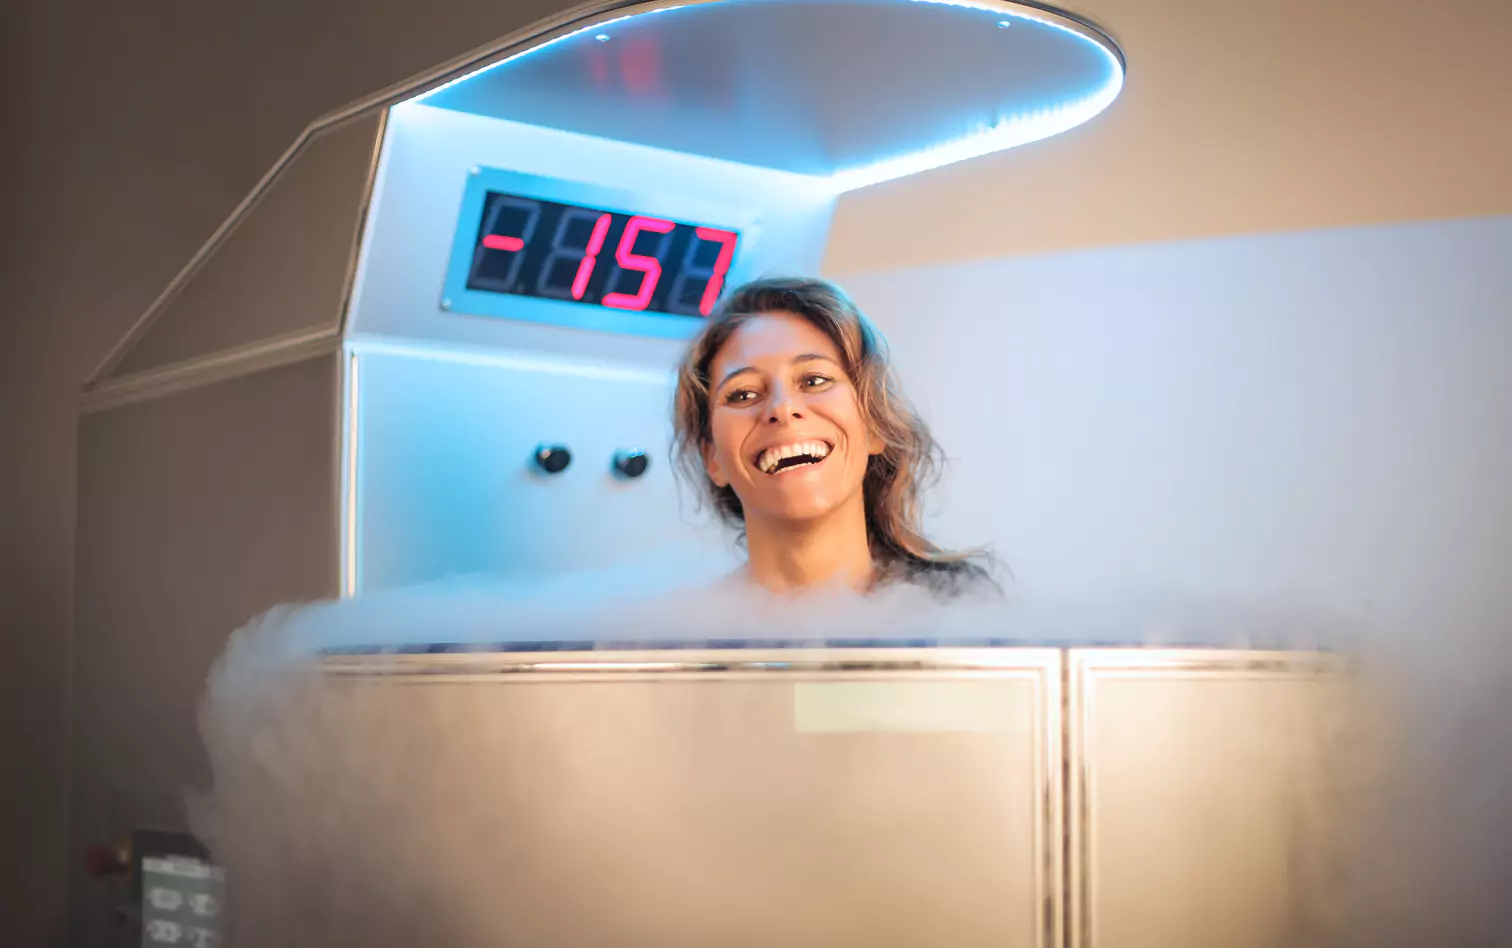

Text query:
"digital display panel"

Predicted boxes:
[[465, 192, 740, 318]]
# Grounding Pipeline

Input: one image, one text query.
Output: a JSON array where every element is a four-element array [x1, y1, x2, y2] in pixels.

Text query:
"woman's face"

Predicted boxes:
[[703, 311, 882, 526]]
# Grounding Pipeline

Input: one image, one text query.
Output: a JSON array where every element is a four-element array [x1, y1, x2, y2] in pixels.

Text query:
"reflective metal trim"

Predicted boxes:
[[1011, 0, 1125, 70], [335, 109, 389, 339], [339, 349, 362, 598], [77, 326, 341, 414], [319, 645, 1059, 678], [1041, 646, 1067, 948]]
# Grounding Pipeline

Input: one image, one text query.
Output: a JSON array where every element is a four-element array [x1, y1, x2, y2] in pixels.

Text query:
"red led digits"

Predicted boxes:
[[464, 189, 741, 318], [666, 227, 740, 317], [473, 195, 541, 289], [602, 216, 675, 311], [694, 228, 738, 316], [481, 234, 524, 252], [570, 214, 612, 300]]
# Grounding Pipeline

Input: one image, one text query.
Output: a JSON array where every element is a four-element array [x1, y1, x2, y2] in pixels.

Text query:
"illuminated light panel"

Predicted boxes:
[[828, 0, 1124, 192], [825, 74, 1122, 193], [407, 0, 1123, 193], [411, 6, 686, 104]]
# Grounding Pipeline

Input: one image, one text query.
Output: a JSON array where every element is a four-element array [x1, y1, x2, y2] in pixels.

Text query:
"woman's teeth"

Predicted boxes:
[[756, 440, 831, 474]]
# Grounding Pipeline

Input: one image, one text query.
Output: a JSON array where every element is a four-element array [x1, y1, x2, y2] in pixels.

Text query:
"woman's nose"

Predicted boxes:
[[766, 383, 804, 422]]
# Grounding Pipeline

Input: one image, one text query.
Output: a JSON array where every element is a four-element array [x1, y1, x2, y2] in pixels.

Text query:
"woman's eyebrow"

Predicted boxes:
[[716, 365, 756, 390], [791, 353, 836, 366], [717, 354, 838, 390]]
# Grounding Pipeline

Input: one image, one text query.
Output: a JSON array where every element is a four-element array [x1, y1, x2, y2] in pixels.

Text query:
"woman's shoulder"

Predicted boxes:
[[886, 554, 1004, 600]]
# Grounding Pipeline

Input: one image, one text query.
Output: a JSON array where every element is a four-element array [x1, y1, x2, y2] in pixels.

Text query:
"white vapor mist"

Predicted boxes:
[[182, 551, 1512, 948]]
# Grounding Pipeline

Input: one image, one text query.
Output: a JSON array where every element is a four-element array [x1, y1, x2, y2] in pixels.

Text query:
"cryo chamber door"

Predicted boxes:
[[311, 648, 1066, 948], [1068, 649, 1360, 948]]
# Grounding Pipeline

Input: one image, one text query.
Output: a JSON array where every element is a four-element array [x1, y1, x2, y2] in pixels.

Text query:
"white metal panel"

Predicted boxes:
[[351, 345, 735, 591]]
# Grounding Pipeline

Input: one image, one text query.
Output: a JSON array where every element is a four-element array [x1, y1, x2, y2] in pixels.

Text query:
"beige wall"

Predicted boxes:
[[829, 0, 1512, 274]]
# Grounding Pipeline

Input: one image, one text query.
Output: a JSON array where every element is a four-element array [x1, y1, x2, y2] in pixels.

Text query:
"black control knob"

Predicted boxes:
[[534, 444, 572, 475], [612, 448, 649, 479]]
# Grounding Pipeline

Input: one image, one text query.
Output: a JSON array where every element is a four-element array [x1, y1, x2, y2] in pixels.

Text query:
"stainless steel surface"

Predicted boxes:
[[1066, 649, 1357, 948], [311, 644, 1359, 947], [311, 646, 1065, 948]]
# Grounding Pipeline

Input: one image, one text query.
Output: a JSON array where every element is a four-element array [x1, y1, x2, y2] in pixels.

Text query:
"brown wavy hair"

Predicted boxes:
[[672, 276, 996, 591]]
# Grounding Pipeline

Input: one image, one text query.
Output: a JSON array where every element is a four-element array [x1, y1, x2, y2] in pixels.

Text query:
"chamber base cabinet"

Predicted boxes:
[[1069, 650, 1355, 948], [285, 646, 1355, 948]]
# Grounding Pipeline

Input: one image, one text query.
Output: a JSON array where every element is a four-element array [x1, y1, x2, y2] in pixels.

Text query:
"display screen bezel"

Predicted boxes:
[[441, 166, 762, 339]]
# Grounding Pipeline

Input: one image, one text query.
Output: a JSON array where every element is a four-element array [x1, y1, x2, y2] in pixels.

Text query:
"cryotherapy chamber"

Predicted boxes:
[[70, 1, 1363, 946]]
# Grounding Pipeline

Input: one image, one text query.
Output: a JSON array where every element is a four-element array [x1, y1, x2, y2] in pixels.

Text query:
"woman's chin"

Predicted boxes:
[[745, 494, 850, 528], [737, 464, 866, 527]]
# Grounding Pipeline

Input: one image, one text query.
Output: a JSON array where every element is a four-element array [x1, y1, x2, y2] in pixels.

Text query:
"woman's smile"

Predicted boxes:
[[752, 439, 833, 475]]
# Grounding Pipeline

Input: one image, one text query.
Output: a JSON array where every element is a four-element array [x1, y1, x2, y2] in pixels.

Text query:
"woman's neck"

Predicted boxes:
[[742, 499, 875, 594]]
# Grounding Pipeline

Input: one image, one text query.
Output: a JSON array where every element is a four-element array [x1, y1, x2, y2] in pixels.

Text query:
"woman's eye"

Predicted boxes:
[[724, 388, 759, 404], [803, 374, 834, 389]]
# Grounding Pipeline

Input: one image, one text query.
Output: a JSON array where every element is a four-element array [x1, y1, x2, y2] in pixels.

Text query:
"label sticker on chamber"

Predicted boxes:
[[142, 856, 224, 947], [792, 681, 1027, 733]]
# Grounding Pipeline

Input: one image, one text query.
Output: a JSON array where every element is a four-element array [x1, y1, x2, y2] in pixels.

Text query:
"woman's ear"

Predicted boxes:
[[703, 442, 730, 487]]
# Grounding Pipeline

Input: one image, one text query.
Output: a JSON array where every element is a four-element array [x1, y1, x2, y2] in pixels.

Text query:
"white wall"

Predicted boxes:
[[842, 215, 1512, 624]]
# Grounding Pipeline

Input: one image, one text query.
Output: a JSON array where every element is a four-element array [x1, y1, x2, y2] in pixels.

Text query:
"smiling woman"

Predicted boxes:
[[673, 277, 998, 597]]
